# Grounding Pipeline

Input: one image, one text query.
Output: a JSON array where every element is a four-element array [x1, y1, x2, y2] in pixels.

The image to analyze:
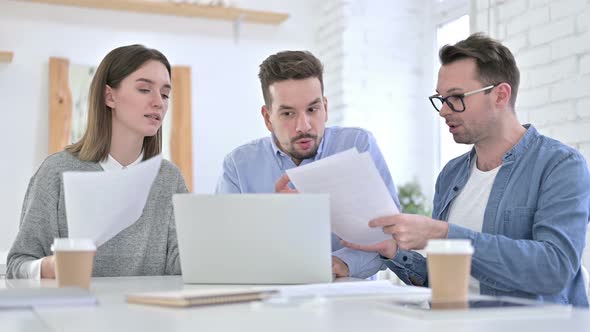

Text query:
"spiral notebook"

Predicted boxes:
[[126, 288, 278, 308]]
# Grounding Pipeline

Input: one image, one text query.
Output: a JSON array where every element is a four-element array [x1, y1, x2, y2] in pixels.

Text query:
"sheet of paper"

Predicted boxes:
[[286, 148, 399, 245], [63, 155, 162, 246], [271, 280, 430, 299]]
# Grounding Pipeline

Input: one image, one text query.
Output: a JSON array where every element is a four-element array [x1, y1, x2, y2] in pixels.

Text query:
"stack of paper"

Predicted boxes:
[[63, 155, 162, 246], [286, 148, 399, 245]]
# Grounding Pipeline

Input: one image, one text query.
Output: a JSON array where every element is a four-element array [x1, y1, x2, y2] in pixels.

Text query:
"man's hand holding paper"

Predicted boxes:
[[285, 148, 400, 246]]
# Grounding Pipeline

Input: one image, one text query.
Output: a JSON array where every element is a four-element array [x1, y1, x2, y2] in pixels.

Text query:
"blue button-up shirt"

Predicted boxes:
[[386, 125, 590, 307], [216, 126, 401, 278]]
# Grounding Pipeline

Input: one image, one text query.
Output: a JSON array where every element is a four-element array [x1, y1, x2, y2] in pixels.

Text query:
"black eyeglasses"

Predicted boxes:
[[429, 84, 496, 113]]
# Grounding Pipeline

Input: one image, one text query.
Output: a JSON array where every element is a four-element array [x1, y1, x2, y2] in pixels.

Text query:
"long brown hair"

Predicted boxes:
[[66, 44, 171, 161]]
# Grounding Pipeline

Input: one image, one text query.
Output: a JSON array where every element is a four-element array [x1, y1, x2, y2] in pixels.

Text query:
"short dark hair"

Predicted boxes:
[[439, 32, 520, 107], [258, 50, 324, 106], [66, 44, 171, 161]]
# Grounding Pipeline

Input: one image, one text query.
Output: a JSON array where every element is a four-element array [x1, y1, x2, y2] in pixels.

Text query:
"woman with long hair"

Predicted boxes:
[[7, 45, 187, 279]]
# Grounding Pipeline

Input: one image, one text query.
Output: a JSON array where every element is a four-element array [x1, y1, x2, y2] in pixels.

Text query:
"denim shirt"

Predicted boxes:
[[385, 125, 590, 307], [216, 126, 401, 278]]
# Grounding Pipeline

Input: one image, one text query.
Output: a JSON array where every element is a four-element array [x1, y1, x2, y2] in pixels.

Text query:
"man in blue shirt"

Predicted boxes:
[[216, 50, 401, 279], [344, 33, 590, 306]]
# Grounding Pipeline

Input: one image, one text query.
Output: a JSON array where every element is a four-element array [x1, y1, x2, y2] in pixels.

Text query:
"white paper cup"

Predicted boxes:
[[52, 238, 96, 289], [425, 239, 474, 305]]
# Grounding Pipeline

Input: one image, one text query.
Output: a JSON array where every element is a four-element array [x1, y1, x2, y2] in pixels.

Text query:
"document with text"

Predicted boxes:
[[286, 148, 399, 245], [63, 155, 161, 246]]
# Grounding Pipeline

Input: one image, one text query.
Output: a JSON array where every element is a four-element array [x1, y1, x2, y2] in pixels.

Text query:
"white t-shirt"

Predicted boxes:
[[446, 156, 501, 294]]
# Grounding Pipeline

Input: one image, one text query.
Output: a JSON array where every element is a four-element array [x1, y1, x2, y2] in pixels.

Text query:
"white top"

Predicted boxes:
[[100, 153, 144, 171], [21, 153, 143, 279], [446, 156, 501, 294]]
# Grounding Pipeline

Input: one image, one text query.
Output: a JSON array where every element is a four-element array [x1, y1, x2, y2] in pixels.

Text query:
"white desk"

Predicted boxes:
[[1, 276, 589, 332]]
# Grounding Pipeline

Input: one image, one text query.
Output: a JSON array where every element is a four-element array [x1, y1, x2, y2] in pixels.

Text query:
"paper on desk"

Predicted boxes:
[[273, 280, 430, 299], [286, 148, 399, 245], [63, 155, 162, 246]]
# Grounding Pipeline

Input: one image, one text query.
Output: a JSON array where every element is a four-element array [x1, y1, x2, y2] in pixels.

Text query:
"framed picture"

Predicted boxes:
[[69, 63, 95, 144], [48, 57, 193, 191]]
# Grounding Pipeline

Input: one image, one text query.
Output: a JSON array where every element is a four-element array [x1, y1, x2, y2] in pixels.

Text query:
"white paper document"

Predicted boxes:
[[63, 155, 162, 246], [273, 280, 430, 299], [286, 148, 399, 245]]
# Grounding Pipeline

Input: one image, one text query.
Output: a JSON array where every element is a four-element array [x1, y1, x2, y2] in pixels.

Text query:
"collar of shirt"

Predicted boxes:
[[502, 123, 535, 161], [465, 124, 534, 168], [99, 152, 144, 171]]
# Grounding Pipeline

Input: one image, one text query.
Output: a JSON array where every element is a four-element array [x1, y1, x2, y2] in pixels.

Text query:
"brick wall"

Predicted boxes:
[[317, 0, 439, 200], [320, 0, 590, 280], [471, 0, 590, 276]]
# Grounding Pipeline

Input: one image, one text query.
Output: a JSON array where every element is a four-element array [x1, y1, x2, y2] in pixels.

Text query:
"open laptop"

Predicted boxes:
[[173, 194, 332, 284]]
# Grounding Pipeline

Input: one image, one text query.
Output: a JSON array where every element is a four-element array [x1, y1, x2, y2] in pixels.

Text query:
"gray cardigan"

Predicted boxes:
[[6, 151, 188, 278]]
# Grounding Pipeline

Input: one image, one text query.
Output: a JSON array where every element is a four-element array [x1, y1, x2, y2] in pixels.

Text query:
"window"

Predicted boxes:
[[436, 14, 471, 169]]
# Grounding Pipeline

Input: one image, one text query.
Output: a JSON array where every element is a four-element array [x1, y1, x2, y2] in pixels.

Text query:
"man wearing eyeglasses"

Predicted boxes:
[[344, 33, 590, 307]]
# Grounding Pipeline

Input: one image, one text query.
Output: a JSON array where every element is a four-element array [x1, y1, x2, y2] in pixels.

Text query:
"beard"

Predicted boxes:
[[452, 132, 472, 144], [286, 133, 319, 161]]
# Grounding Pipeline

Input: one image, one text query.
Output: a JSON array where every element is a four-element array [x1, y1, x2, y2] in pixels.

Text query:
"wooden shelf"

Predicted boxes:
[[0, 52, 14, 63], [21, 0, 289, 24]]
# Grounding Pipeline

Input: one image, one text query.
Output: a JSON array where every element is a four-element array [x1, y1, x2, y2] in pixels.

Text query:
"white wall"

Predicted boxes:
[[471, 0, 590, 275], [317, 0, 440, 202], [0, 0, 319, 252]]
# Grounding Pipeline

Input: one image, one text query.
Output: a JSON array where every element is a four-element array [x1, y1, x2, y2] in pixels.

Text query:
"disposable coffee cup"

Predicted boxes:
[[425, 239, 474, 305], [51, 238, 96, 289]]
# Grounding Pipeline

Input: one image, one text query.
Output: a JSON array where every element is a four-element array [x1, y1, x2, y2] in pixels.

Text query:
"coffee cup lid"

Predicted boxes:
[[51, 238, 96, 252], [425, 239, 474, 254]]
